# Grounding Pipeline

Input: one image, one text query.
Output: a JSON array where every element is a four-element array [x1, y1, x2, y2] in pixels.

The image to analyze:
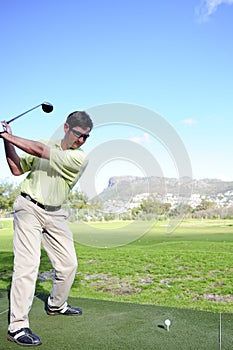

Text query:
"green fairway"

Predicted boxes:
[[0, 290, 232, 350], [68, 219, 233, 313], [1, 219, 233, 313]]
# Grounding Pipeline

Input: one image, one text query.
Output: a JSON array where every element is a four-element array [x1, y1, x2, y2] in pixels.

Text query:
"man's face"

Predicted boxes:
[[63, 123, 91, 149]]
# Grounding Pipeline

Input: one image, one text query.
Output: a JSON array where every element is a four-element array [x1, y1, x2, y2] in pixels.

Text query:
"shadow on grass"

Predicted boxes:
[[35, 289, 50, 315], [0, 252, 13, 285], [0, 252, 13, 326]]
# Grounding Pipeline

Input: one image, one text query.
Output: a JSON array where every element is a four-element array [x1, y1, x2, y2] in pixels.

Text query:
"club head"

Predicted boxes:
[[6, 101, 54, 124], [42, 102, 53, 113]]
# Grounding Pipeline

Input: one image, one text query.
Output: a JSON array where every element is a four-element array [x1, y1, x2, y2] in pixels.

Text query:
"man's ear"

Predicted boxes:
[[64, 123, 69, 133]]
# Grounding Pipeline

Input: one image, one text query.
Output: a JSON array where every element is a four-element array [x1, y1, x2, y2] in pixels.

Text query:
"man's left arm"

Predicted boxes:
[[1, 122, 50, 160]]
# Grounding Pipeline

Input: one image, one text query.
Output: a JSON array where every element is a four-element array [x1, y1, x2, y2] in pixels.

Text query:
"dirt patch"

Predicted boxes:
[[37, 270, 54, 282], [80, 273, 153, 295], [159, 275, 202, 288], [203, 294, 233, 303]]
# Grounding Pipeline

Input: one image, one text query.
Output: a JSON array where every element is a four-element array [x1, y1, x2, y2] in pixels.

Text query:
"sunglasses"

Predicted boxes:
[[70, 128, 90, 141]]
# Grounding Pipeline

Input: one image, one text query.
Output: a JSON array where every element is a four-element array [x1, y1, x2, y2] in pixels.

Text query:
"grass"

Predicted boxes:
[[69, 219, 233, 313], [1, 219, 233, 313], [1, 291, 233, 350], [1, 218, 233, 349]]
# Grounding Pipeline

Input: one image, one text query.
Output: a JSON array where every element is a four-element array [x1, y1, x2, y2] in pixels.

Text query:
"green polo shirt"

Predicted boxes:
[[19, 139, 88, 206]]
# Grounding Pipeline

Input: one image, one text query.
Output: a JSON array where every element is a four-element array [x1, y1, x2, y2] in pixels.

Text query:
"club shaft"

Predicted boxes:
[[7, 104, 42, 124]]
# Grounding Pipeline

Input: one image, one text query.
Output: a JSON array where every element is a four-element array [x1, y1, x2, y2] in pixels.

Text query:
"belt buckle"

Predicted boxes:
[[43, 205, 60, 212]]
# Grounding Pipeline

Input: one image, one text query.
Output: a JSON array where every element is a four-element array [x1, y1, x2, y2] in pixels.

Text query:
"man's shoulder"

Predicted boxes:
[[39, 139, 60, 147], [50, 146, 87, 162], [67, 148, 87, 160]]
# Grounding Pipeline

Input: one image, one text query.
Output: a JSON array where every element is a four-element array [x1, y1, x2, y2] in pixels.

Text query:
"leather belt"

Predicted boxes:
[[21, 192, 61, 212]]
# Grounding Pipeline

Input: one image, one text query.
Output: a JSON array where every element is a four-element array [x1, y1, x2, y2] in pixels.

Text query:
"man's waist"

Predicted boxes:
[[20, 192, 61, 212]]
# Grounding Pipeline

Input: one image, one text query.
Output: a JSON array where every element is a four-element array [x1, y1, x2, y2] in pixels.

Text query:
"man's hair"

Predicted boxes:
[[66, 111, 93, 130]]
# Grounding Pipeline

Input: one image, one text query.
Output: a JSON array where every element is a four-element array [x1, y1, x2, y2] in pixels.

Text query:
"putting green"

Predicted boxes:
[[0, 290, 232, 349]]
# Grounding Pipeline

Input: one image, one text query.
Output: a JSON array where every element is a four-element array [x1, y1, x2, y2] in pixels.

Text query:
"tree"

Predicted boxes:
[[195, 200, 216, 211], [169, 204, 194, 217], [133, 196, 172, 218], [64, 189, 89, 209], [0, 182, 20, 212]]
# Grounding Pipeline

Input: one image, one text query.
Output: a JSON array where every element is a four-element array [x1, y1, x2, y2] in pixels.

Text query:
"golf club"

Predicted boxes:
[[6, 102, 54, 124]]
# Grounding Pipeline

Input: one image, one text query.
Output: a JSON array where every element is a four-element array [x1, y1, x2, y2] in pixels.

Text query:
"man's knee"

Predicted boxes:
[[56, 257, 78, 278]]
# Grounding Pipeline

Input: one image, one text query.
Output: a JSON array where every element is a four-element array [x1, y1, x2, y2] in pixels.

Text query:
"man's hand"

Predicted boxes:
[[0, 122, 7, 134]]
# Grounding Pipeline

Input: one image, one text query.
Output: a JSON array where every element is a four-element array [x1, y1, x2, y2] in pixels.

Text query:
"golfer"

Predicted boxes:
[[0, 111, 93, 346]]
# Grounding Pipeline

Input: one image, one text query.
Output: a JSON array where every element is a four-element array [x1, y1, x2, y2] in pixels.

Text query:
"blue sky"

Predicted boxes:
[[1, 0, 233, 193]]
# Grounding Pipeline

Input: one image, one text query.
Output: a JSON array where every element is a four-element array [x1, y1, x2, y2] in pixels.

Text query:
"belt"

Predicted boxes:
[[21, 192, 61, 212]]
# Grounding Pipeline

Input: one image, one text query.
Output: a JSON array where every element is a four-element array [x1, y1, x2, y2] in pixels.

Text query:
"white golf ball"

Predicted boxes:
[[165, 319, 171, 326]]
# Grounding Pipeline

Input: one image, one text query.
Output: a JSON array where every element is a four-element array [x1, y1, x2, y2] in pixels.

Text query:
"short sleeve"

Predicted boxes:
[[49, 148, 88, 187]]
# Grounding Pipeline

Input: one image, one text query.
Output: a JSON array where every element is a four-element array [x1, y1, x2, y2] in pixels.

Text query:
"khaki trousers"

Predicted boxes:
[[9, 195, 78, 331]]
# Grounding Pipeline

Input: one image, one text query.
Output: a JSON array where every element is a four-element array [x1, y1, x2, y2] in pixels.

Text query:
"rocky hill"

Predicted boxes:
[[97, 176, 233, 201]]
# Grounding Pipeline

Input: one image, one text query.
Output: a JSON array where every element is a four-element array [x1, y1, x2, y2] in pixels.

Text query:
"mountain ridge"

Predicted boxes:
[[97, 176, 233, 201]]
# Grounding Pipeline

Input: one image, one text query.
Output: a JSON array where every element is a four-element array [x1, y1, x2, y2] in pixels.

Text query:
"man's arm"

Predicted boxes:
[[1, 122, 50, 175], [2, 132, 50, 159], [4, 138, 23, 176]]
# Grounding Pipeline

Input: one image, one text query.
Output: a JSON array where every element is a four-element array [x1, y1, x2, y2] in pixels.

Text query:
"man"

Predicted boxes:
[[0, 111, 93, 346]]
